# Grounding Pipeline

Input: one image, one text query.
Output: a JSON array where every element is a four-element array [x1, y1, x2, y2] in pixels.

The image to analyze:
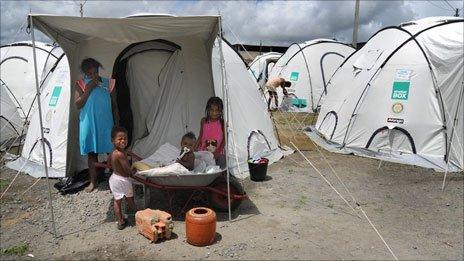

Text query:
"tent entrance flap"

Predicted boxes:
[[365, 126, 417, 154], [113, 39, 191, 158]]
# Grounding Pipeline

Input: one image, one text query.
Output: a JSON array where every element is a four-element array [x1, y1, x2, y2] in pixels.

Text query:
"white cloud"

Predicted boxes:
[[1, 0, 462, 46]]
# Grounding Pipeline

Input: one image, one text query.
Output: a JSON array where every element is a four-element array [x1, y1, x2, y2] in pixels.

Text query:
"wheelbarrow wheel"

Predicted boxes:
[[208, 175, 245, 212]]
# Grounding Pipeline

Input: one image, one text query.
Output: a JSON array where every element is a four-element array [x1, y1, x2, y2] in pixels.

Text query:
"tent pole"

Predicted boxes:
[[441, 166, 450, 191], [217, 16, 232, 221], [29, 14, 58, 238], [442, 85, 463, 191]]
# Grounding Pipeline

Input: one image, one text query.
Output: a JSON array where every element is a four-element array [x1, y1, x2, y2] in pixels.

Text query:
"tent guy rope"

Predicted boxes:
[[290, 142, 399, 260], [289, 142, 361, 219]]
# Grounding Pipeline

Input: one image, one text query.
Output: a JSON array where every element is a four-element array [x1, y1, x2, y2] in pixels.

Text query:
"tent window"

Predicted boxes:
[[352, 49, 383, 70]]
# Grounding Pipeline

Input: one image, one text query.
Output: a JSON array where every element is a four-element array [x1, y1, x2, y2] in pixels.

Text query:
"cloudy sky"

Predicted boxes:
[[1, 0, 463, 46]]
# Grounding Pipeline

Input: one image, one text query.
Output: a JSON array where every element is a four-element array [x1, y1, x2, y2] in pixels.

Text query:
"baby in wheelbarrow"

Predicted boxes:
[[176, 132, 196, 171], [176, 132, 219, 173]]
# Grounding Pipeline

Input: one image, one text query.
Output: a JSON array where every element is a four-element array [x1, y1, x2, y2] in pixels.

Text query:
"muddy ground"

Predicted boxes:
[[1, 150, 463, 260]]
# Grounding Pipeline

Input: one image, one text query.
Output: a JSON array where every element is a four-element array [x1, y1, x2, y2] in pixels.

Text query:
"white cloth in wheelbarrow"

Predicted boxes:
[[134, 143, 222, 177]]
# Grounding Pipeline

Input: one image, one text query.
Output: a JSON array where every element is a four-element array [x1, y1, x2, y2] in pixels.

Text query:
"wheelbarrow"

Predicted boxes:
[[95, 152, 247, 213], [132, 172, 247, 213]]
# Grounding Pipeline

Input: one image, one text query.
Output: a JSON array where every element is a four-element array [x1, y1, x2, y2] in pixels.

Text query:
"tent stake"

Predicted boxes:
[[217, 16, 232, 221], [441, 168, 449, 191], [29, 14, 58, 238]]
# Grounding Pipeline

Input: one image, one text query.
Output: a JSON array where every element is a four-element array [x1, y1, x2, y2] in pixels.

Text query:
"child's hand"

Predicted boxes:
[[85, 80, 98, 92]]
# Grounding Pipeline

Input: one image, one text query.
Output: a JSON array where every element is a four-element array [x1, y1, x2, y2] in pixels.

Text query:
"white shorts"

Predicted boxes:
[[109, 173, 133, 200]]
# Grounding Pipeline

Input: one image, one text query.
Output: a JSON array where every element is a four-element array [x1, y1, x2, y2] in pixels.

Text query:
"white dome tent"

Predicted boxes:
[[9, 54, 71, 177], [8, 14, 283, 180], [269, 39, 355, 112], [0, 41, 60, 149], [309, 17, 463, 175], [248, 52, 282, 89]]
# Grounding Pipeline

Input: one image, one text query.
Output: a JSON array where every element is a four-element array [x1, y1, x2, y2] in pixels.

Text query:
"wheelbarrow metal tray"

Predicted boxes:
[[136, 171, 224, 187]]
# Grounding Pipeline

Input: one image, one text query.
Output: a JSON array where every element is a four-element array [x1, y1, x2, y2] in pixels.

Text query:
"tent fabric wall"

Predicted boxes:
[[248, 52, 282, 89], [9, 14, 282, 178], [312, 17, 463, 172], [212, 40, 283, 176], [269, 39, 355, 112], [1, 84, 23, 148], [27, 15, 219, 176], [0, 41, 58, 146]]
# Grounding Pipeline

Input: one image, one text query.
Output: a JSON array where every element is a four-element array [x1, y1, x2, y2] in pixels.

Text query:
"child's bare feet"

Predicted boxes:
[[84, 182, 95, 192], [117, 218, 128, 230]]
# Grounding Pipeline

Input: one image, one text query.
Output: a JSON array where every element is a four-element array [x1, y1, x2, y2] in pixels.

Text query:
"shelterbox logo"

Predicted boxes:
[[391, 69, 412, 100], [391, 82, 410, 100], [290, 71, 299, 81], [49, 86, 62, 107]]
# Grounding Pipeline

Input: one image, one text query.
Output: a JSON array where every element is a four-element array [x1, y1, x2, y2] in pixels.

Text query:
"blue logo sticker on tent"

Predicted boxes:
[[290, 72, 299, 81], [49, 86, 62, 107]]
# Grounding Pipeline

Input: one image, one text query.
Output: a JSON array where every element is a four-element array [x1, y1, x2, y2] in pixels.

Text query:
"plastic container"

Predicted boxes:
[[248, 157, 269, 181], [185, 207, 216, 246]]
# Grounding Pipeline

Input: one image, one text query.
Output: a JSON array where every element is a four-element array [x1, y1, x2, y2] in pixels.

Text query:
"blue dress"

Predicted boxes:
[[79, 77, 114, 155]]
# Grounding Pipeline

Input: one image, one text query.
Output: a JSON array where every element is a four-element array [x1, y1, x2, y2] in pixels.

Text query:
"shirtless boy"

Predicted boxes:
[[265, 77, 291, 111], [109, 126, 136, 230]]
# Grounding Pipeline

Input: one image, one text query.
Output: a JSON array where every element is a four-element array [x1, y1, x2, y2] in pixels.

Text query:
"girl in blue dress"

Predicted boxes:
[[75, 58, 119, 192]]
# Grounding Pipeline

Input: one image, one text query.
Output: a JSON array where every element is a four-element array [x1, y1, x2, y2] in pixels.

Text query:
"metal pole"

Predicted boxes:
[[80, 3, 83, 17], [29, 14, 58, 237], [441, 84, 463, 191], [217, 16, 232, 221], [352, 0, 360, 49]]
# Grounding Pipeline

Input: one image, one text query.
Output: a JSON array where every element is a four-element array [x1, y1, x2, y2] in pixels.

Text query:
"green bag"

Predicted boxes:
[[291, 98, 307, 108]]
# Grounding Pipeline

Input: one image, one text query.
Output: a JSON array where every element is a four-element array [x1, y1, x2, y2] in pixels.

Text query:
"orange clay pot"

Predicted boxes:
[[185, 207, 216, 246]]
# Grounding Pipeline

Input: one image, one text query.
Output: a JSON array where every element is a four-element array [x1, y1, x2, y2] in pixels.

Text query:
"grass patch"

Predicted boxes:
[[297, 196, 307, 205], [293, 195, 308, 210], [0, 243, 29, 256], [0, 179, 9, 189]]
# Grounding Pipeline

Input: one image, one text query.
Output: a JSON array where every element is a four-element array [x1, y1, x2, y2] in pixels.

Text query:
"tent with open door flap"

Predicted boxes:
[[0, 41, 60, 149], [8, 14, 282, 179], [268, 39, 355, 112], [248, 52, 282, 89], [309, 17, 463, 172]]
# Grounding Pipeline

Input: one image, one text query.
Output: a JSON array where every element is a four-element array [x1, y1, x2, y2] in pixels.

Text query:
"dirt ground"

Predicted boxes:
[[1, 150, 463, 260]]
